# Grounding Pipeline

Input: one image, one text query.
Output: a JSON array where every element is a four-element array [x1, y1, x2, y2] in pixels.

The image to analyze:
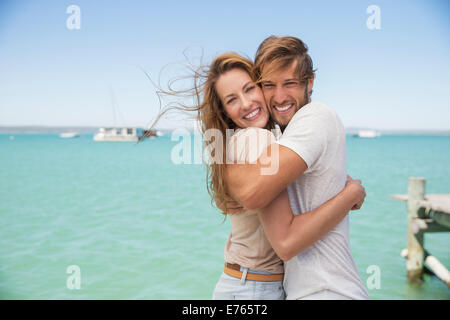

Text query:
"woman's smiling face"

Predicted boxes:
[[215, 68, 269, 129]]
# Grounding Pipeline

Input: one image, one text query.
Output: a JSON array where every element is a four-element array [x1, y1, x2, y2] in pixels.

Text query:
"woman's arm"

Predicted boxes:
[[258, 177, 366, 262]]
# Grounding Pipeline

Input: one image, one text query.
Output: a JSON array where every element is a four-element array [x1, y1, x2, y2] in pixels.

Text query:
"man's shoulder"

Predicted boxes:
[[287, 101, 338, 128], [297, 101, 335, 117]]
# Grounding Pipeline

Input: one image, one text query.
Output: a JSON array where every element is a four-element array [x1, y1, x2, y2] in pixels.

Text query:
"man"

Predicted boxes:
[[225, 36, 369, 300]]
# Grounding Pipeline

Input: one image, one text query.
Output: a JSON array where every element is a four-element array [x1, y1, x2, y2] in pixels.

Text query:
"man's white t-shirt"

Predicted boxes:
[[277, 101, 369, 300]]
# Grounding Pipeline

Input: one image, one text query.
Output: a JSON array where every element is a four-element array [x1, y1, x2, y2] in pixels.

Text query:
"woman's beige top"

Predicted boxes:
[[223, 127, 283, 274]]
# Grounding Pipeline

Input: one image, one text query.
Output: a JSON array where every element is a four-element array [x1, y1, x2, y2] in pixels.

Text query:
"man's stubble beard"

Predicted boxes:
[[278, 84, 312, 132]]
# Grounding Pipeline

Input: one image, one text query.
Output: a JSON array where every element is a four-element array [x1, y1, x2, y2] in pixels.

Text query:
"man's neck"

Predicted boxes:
[[278, 99, 312, 133]]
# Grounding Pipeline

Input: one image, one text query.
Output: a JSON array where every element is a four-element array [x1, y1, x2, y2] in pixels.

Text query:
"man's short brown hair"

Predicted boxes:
[[254, 35, 316, 85]]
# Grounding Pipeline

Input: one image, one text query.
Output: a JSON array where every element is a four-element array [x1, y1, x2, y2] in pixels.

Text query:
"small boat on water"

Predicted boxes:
[[93, 127, 160, 142], [60, 132, 80, 139], [353, 130, 380, 138], [94, 88, 162, 142], [93, 127, 143, 142]]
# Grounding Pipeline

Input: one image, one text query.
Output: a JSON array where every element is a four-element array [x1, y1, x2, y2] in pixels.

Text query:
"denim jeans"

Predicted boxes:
[[212, 267, 285, 300], [300, 289, 352, 300]]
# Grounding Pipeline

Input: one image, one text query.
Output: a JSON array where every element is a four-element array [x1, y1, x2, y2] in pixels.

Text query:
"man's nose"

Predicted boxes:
[[273, 86, 288, 105]]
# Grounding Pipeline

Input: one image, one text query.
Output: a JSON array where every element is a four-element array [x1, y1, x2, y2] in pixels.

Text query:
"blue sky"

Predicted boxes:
[[0, 0, 449, 130]]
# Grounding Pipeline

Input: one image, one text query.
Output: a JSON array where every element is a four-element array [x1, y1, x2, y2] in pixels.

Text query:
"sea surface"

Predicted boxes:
[[0, 133, 449, 300]]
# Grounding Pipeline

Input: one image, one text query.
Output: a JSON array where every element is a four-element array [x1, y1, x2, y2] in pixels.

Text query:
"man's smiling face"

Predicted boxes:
[[261, 60, 314, 130]]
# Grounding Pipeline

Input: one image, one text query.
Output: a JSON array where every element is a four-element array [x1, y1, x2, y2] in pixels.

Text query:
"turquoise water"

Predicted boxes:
[[0, 133, 449, 300]]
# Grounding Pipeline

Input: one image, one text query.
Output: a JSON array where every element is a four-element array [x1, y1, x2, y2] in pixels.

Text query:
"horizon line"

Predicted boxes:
[[1, 125, 450, 134]]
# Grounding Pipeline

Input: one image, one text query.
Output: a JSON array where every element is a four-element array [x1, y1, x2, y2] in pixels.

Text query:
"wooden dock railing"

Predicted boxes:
[[391, 177, 450, 287]]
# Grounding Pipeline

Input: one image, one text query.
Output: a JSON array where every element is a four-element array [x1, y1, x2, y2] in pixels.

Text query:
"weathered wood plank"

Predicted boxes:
[[391, 194, 409, 201], [391, 194, 450, 215], [433, 211, 450, 229], [411, 218, 450, 233]]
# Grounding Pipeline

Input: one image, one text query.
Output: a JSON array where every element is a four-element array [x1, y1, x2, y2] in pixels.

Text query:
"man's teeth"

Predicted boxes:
[[274, 104, 293, 111], [244, 108, 260, 119]]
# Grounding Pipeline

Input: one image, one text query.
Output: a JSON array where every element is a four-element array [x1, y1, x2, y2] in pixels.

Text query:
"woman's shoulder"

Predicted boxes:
[[229, 127, 278, 144], [226, 127, 278, 163]]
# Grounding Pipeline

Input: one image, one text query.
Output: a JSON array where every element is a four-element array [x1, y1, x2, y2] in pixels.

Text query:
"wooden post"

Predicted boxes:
[[407, 177, 425, 282]]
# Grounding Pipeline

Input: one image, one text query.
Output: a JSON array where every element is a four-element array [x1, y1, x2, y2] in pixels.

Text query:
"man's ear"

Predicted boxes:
[[307, 76, 315, 102], [308, 76, 314, 91]]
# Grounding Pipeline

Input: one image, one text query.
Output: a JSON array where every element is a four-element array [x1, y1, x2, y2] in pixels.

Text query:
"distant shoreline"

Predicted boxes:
[[0, 126, 449, 136], [0, 126, 171, 135]]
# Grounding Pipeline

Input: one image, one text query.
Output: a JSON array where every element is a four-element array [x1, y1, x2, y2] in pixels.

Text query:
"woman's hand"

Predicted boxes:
[[345, 175, 366, 210]]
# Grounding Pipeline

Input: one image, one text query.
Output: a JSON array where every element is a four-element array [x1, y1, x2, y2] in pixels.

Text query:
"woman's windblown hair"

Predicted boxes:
[[143, 52, 274, 214]]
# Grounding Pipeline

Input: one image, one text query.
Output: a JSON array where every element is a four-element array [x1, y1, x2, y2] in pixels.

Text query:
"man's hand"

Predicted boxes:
[[345, 175, 366, 211]]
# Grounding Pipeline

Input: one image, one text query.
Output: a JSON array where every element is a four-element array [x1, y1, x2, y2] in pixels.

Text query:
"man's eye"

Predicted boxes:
[[286, 82, 298, 86], [263, 83, 274, 88]]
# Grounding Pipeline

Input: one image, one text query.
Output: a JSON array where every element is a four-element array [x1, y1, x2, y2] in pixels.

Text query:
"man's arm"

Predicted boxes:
[[225, 143, 307, 210], [258, 177, 366, 262]]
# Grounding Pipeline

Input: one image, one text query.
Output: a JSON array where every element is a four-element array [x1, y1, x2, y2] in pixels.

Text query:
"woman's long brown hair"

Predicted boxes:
[[144, 52, 275, 214]]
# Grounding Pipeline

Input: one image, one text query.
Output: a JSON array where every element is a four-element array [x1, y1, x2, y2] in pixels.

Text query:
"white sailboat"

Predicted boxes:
[[93, 127, 144, 142], [93, 88, 153, 142]]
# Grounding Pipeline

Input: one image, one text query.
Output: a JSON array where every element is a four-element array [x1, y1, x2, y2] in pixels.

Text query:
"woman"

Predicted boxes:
[[152, 52, 366, 300]]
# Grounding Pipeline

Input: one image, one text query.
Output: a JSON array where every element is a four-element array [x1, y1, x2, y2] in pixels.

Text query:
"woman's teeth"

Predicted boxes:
[[244, 108, 260, 119], [274, 104, 293, 112]]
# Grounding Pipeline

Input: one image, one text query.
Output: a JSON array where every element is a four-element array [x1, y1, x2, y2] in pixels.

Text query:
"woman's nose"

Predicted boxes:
[[241, 95, 253, 111]]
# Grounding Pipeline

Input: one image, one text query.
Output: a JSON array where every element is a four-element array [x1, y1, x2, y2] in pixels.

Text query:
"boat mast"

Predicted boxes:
[[109, 86, 127, 128]]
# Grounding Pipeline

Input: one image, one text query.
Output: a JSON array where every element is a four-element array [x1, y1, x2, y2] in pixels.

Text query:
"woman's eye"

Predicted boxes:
[[227, 98, 235, 104], [246, 86, 255, 92]]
